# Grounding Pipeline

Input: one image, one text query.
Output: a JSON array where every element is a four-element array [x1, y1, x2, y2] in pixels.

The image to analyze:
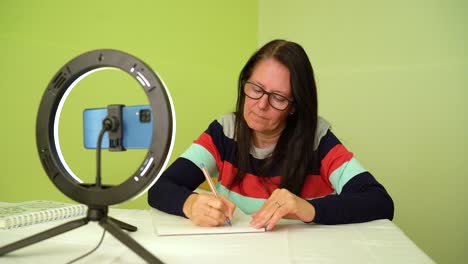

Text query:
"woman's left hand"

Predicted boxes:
[[250, 188, 316, 230]]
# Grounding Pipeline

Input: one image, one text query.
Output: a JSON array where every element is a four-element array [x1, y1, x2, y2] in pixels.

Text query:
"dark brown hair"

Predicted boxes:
[[233, 39, 319, 195]]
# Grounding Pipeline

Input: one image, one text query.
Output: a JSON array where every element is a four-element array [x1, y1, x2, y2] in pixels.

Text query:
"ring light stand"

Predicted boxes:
[[0, 50, 175, 263]]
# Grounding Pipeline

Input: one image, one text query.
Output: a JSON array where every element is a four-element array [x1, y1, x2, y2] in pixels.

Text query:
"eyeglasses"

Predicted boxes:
[[243, 81, 294, 111]]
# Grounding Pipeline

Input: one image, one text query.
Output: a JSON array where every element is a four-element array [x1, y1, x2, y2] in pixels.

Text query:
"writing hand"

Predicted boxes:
[[183, 193, 236, 227], [250, 188, 315, 231]]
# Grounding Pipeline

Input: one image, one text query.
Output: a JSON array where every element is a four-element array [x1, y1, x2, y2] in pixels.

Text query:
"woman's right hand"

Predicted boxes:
[[183, 193, 236, 227]]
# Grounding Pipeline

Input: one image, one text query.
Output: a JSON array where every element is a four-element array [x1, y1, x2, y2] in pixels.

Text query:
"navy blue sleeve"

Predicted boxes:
[[309, 172, 394, 224], [147, 157, 205, 217]]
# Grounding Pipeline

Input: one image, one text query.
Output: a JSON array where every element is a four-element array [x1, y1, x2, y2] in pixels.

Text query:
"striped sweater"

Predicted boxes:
[[148, 113, 394, 224]]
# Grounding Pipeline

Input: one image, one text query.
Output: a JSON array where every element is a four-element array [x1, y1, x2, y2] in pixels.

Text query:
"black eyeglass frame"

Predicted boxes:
[[243, 81, 294, 111]]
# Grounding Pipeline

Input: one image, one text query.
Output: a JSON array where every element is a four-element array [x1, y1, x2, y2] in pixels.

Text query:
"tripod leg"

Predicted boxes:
[[108, 216, 137, 232], [99, 217, 163, 264], [0, 217, 89, 256]]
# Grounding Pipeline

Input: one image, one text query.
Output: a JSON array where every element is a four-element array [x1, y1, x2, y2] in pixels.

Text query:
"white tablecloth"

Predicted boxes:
[[0, 208, 434, 263]]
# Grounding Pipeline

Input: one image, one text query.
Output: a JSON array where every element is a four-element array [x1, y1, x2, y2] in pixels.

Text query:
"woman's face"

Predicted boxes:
[[243, 58, 294, 138]]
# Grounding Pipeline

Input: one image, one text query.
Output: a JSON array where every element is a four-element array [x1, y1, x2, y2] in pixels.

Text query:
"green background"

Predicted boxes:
[[1, 1, 466, 263]]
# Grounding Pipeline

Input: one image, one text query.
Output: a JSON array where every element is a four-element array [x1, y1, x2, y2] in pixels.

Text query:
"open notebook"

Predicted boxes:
[[151, 208, 265, 236]]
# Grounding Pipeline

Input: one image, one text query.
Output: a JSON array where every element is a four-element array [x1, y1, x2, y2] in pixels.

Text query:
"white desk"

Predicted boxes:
[[0, 208, 433, 263]]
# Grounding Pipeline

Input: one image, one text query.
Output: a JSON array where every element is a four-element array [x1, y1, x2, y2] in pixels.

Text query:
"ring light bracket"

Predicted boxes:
[[106, 104, 125, 151]]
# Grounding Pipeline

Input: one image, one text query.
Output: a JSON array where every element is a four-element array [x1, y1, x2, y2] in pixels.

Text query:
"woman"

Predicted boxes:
[[148, 39, 394, 230]]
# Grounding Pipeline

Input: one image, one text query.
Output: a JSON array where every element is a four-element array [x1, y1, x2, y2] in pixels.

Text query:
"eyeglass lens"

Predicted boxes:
[[244, 82, 291, 110]]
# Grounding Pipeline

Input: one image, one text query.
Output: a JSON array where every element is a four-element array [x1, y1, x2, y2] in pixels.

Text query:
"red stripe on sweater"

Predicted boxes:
[[195, 133, 346, 199], [300, 175, 334, 198], [320, 144, 353, 185], [218, 161, 335, 199], [217, 161, 276, 199], [193, 132, 223, 170]]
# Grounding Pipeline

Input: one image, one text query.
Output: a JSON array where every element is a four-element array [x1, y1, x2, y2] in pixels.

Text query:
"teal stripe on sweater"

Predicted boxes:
[[180, 143, 219, 178], [329, 157, 366, 194], [217, 183, 265, 215]]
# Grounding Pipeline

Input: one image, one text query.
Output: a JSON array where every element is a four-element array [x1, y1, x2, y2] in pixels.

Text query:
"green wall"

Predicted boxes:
[[0, 0, 257, 206], [258, 0, 467, 263], [2, 0, 467, 263]]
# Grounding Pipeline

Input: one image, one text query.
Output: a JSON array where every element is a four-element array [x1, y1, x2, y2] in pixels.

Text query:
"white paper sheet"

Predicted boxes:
[[151, 208, 265, 236]]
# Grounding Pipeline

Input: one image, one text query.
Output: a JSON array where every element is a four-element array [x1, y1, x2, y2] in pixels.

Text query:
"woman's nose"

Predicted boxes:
[[257, 94, 269, 109]]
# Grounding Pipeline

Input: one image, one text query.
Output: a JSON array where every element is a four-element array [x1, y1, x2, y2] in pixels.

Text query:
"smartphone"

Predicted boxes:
[[83, 105, 153, 149]]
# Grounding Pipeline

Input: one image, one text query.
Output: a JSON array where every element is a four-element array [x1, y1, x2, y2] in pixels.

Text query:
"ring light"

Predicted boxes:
[[36, 49, 175, 206], [0, 50, 174, 263]]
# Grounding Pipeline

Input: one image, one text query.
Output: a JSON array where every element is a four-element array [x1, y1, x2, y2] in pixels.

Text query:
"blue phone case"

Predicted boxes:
[[83, 105, 153, 149]]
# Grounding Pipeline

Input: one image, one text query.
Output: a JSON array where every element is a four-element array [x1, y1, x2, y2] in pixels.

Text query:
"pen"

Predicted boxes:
[[200, 163, 232, 226]]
